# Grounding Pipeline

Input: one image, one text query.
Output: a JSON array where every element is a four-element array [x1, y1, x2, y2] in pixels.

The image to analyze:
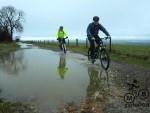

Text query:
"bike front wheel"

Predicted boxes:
[[62, 44, 67, 53], [99, 48, 110, 70]]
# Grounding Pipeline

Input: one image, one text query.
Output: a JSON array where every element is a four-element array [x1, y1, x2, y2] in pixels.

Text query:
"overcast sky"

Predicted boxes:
[[0, 0, 150, 37]]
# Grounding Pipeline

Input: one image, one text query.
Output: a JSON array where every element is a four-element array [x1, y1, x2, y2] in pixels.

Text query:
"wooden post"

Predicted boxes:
[[76, 38, 78, 47], [109, 38, 111, 52], [67, 39, 69, 46]]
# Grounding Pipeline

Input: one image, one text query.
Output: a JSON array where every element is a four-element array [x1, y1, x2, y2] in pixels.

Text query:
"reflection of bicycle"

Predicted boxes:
[[87, 65, 110, 98], [58, 37, 68, 53], [99, 68, 109, 88], [88, 36, 111, 70], [124, 88, 149, 103], [57, 53, 68, 80]]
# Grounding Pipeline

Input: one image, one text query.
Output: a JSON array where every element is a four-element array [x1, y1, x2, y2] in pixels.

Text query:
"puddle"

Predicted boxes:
[[0, 43, 149, 113]]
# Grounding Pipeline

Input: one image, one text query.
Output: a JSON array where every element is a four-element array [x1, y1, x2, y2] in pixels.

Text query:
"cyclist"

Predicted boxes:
[[57, 26, 68, 50], [87, 16, 111, 59]]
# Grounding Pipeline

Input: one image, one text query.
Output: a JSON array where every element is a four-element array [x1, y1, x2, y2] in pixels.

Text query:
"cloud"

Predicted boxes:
[[0, 0, 150, 37]]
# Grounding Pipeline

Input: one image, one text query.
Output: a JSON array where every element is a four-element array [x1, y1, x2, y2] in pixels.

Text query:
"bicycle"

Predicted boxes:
[[124, 88, 149, 103], [87, 36, 111, 70], [58, 37, 68, 53], [124, 80, 150, 103]]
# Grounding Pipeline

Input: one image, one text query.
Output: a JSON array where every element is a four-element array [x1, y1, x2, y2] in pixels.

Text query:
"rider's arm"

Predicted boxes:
[[63, 31, 67, 37], [87, 23, 93, 38], [99, 24, 110, 36]]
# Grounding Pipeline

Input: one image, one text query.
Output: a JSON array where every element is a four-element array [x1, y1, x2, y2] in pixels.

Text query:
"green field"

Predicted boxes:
[[26, 41, 150, 68], [111, 44, 150, 67], [0, 42, 20, 57]]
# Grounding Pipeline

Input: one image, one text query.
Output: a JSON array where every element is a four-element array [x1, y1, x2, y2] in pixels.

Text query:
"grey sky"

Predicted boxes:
[[0, 0, 150, 37]]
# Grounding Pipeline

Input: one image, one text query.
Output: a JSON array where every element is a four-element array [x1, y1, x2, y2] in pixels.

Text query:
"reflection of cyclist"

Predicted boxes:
[[57, 26, 68, 50], [87, 66, 109, 100], [87, 66, 100, 97], [57, 53, 68, 79], [87, 16, 111, 59]]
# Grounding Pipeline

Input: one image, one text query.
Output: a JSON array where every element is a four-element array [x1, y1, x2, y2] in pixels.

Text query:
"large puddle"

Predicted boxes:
[[0, 43, 149, 113]]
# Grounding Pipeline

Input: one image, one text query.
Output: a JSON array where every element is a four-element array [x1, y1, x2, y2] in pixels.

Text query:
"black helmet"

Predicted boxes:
[[60, 26, 63, 29], [93, 16, 99, 22]]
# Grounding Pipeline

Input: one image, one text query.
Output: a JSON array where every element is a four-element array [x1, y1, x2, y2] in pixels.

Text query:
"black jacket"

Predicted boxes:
[[87, 22, 110, 38]]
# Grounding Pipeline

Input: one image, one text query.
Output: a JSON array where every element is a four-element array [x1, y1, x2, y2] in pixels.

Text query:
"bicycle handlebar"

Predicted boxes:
[[101, 36, 111, 52], [101, 36, 111, 40], [64, 37, 68, 39]]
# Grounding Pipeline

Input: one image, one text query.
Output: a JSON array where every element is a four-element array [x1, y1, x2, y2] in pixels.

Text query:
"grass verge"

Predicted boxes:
[[0, 42, 20, 57], [24, 41, 150, 68]]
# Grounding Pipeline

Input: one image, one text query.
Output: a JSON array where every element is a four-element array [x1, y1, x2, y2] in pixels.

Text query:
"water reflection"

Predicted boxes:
[[99, 68, 110, 88], [57, 53, 68, 80], [0, 50, 26, 75], [0, 89, 2, 102], [87, 66, 110, 101]]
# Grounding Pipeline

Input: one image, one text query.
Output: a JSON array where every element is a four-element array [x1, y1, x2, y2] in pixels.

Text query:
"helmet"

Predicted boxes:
[[60, 26, 63, 29], [93, 16, 99, 22]]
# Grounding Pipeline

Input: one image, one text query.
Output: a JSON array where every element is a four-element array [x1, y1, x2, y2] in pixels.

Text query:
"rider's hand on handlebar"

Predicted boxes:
[[106, 36, 111, 39]]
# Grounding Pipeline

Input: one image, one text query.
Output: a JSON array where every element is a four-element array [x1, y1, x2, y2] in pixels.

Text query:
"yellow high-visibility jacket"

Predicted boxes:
[[57, 30, 67, 39]]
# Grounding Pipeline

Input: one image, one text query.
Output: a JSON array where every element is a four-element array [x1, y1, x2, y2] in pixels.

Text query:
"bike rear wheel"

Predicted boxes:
[[99, 48, 110, 70]]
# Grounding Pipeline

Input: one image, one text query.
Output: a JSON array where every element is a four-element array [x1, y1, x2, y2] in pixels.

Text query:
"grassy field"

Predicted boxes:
[[24, 41, 150, 68], [0, 42, 20, 57], [111, 44, 150, 67]]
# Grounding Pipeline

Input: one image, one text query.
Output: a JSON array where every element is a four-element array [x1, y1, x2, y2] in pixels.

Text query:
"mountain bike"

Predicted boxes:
[[88, 36, 111, 70], [58, 37, 68, 53]]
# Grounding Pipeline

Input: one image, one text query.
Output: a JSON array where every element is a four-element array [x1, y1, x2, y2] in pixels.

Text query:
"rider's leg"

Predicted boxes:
[[88, 37, 95, 59], [59, 39, 63, 50], [94, 35, 101, 51], [63, 38, 67, 53]]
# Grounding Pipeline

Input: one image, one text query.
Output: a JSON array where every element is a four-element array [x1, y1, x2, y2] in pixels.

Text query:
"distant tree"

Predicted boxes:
[[0, 6, 25, 42], [0, 26, 10, 42]]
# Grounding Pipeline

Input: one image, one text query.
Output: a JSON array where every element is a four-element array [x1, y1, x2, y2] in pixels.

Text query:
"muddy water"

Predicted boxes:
[[0, 44, 149, 113]]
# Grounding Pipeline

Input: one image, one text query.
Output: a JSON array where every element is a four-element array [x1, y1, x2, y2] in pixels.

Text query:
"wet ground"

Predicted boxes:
[[0, 43, 150, 113]]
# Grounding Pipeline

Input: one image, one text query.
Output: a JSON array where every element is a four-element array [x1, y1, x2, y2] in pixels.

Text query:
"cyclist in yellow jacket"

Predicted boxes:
[[57, 26, 68, 50]]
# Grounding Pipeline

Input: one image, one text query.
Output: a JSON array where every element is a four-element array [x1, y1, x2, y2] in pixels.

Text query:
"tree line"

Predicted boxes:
[[0, 6, 24, 42]]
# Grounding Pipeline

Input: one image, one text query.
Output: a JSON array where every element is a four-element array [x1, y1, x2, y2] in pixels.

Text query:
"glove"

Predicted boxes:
[[107, 36, 111, 39]]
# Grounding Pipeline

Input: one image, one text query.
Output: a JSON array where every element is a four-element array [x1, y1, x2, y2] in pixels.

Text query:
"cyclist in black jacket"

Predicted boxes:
[[87, 16, 111, 59]]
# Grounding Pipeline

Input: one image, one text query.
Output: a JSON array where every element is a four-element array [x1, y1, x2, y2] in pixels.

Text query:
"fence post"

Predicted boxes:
[[76, 38, 78, 47], [86, 38, 88, 48], [109, 38, 111, 52], [67, 39, 69, 46]]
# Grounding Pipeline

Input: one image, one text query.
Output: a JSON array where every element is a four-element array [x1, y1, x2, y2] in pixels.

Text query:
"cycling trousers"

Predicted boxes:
[[88, 35, 102, 59]]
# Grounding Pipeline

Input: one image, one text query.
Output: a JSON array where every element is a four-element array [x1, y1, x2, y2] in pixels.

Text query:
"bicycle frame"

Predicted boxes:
[[99, 37, 111, 52], [88, 36, 111, 70], [94, 37, 110, 54], [59, 37, 68, 53]]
